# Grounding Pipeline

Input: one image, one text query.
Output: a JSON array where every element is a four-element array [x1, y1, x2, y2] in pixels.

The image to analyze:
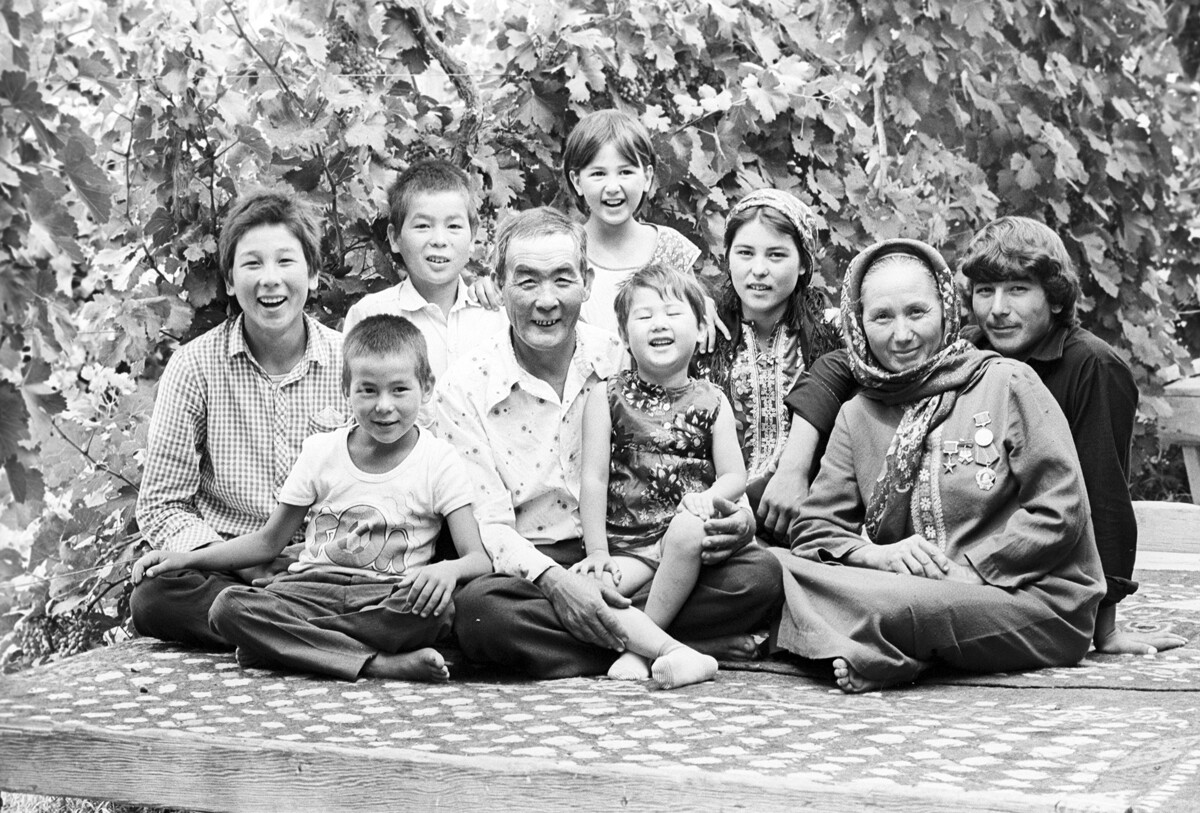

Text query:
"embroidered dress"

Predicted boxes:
[[724, 321, 804, 483], [605, 370, 722, 558]]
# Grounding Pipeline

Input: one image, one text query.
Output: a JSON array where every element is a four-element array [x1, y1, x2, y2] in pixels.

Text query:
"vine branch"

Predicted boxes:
[[405, 2, 482, 168], [49, 419, 140, 493]]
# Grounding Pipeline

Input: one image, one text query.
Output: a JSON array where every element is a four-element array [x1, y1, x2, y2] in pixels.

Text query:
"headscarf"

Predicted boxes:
[[725, 188, 819, 289], [840, 239, 996, 541]]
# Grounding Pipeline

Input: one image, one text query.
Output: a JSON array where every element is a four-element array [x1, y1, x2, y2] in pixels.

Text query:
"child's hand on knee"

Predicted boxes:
[[400, 562, 457, 618], [680, 491, 715, 520], [572, 551, 621, 586]]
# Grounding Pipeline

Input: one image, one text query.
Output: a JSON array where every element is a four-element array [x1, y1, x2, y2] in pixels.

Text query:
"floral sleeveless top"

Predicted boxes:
[[605, 370, 721, 553]]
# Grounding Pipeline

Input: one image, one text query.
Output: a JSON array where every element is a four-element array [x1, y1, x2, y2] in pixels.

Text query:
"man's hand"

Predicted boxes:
[[131, 550, 193, 584], [536, 566, 631, 651], [757, 469, 808, 543], [700, 496, 755, 566]]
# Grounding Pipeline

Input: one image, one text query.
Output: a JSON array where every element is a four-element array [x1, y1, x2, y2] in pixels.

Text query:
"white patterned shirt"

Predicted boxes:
[[136, 314, 347, 553], [433, 323, 623, 580], [343, 278, 508, 380]]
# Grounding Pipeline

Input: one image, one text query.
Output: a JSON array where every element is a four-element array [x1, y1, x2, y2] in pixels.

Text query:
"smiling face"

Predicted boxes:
[[728, 216, 803, 329], [347, 351, 430, 450], [860, 259, 945, 373], [621, 285, 702, 386], [226, 223, 316, 342], [568, 142, 654, 229], [389, 189, 474, 299], [500, 232, 593, 360], [971, 277, 1059, 358]]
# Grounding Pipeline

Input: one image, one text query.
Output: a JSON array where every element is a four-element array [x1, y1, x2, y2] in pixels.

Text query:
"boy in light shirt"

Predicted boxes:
[[345, 159, 507, 384]]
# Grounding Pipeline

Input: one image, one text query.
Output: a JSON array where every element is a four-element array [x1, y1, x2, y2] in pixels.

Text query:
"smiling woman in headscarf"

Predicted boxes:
[[696, 189, 840, 543], [770, 238, 1104, 693]]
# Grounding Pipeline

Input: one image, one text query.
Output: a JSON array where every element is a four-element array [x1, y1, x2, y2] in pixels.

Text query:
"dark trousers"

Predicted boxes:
[[208, 572, 454, 681], [454, 542, 784, 678], [130, 568, 245, 650]]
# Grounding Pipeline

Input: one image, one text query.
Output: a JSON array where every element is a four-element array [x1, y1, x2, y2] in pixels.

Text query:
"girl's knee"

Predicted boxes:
[[663, 513, 706, 556]]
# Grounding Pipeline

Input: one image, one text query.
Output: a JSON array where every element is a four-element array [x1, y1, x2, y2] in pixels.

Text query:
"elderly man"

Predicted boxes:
[[435, 207, 782, 678]]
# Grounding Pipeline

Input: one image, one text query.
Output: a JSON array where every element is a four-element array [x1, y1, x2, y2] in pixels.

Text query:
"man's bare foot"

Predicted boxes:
[[686, 634, 762, 661], [1095, 628, 1188, 656], [608, 651, 652, 680], [832, 657, 885, 694], [652, 644, 717, 689], [363, 648, 449, 682]]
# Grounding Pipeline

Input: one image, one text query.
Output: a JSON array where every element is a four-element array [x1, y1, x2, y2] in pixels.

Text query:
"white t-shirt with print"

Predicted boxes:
[[279, 425, 473, 579]]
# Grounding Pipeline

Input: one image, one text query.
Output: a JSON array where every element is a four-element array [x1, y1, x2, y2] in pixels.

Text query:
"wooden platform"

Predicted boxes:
[[2, 502, 1198, 813]]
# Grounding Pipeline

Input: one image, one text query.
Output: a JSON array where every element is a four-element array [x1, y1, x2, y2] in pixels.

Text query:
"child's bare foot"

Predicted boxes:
[[651, 644, 717, 689], [607, 651, 652, 680], [686, 634, 762, 661], [832, 657, 884, 694], [363, 648, 449, 682]]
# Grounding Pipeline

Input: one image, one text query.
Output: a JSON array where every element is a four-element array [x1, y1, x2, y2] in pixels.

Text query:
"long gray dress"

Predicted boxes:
[[775, 357, 1105, 684]]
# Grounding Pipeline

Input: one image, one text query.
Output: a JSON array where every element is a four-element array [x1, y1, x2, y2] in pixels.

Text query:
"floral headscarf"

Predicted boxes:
[[840, 239, 995, 541]]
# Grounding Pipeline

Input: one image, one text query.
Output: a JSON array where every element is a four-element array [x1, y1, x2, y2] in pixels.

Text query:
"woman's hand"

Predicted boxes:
[[846, 534, 951, 579]]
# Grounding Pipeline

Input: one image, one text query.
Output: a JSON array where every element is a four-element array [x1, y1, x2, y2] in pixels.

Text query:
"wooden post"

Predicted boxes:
[[1161, 376, 1200, 505]]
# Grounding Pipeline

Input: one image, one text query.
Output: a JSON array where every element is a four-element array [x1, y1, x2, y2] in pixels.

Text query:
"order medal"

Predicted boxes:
[[975, 468, 996, 491]]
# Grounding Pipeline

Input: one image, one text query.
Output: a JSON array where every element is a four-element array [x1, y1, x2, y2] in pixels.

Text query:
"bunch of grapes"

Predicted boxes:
[[14, 609, 111, 661], [605, 66, 652, 106], [326, 17, 380, 92]]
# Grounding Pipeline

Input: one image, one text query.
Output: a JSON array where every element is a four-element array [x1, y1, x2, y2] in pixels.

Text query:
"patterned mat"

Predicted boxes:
[[1, 639, 1198, 812], [730, 570, 1200, 691]]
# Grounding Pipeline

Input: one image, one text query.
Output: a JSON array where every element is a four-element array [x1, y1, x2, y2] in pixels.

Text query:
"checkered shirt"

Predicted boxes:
[[136, 314, 347, 552]]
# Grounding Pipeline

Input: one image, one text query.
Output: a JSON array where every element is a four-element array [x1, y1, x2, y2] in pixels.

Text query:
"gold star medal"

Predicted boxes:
[[943, 440, 959, 473]]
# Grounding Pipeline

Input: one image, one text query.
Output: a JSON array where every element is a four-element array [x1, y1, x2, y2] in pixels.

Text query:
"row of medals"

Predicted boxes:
[[942, 410, 998, 491]]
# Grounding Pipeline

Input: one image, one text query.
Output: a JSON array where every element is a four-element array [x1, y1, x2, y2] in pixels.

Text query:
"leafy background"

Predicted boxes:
[[2, 0, 1198, 670]]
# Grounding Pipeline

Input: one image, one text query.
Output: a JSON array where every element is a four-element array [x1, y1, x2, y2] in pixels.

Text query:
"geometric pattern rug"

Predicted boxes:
[[2, 570, 1198, 812], [731, 570, 1200, 691]]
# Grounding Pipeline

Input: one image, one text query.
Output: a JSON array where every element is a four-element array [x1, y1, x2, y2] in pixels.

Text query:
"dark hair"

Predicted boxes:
[[613, 265, 707, 343], [387, 159, 479, 234], [703, 206, 836, 386], [493, 207, 587, 284], [562, 109, 656, 215], [959, 216, 1080, 326], [218, 190, 322, 287], [342, 314, 435, 394]]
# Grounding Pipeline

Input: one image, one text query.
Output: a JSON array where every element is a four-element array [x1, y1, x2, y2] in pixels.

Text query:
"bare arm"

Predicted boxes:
[[134, 503, 308, 582], [758, 417, 820, 539], [579, 384, 613, 557], [706, 392, 748, 503]]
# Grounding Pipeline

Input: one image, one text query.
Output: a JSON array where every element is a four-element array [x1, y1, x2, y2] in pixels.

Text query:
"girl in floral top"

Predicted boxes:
[[574, 266, 746, 684], [696, 189, 839, 542]]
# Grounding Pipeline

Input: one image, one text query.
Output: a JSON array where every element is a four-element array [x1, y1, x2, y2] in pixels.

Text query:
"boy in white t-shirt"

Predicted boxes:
[[132, 315, 491, 682], [344, 159, 507, 381]]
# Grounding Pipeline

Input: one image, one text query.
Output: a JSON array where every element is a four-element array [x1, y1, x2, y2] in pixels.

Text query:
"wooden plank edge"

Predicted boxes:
[[0, 721, 1134, 813], [1132, 501, 1200, 554]]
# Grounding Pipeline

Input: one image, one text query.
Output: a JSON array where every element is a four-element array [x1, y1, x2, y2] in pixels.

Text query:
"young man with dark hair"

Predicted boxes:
[[961, 216, 1186, 655]]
